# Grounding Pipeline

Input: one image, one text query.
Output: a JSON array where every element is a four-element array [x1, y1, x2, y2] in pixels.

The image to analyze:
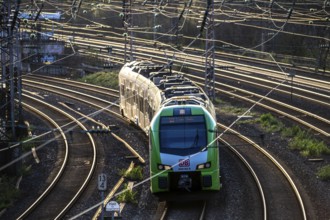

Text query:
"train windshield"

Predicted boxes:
[[159, 115, 207, 154]]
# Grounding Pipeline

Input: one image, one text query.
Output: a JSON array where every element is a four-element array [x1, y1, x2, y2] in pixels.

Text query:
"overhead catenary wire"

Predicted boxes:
[[1, 1, 329, 217]]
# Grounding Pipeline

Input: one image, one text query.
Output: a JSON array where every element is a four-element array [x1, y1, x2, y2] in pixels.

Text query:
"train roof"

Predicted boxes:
[[123, 60, 211, 107]]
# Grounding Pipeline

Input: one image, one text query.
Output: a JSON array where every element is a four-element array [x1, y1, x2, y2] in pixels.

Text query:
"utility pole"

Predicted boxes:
[[0, 0, 22, 174], [203, 0, 215, 100], [122, 0, 133, 63], [71, 0, 83, 19], [316, 43, 330, 73]]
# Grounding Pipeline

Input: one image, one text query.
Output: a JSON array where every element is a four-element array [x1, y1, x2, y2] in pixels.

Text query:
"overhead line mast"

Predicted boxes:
[[122, 0, 133, 62], [0, 0, 22, 139], [200, 0, 215, 100], [0, 0, 22, 174], [71, 0, 83, 19]]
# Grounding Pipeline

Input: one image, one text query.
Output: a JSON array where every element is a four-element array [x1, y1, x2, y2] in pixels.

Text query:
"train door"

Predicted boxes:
[[144, 94, 149, 127], [133, 89, 137, 122], [149, 98, 154, 123], [126, 85, 131, 119], [138, 89, 145, 128], [129, 82, 133, 119], [120, 80, 126, 116]]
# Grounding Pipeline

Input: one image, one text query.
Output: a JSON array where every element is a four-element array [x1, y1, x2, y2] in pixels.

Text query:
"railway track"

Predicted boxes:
[[17, 94, 97, 220], [218, 123, 307, 220], [7, 3, 328, 219], [155, 200, 207, 220], [22, 77, 121, 116], [187, 74, 330, 139], [22, 76, 318, 219], [17, 77, 149, 219], [24, 72, 330, 141], [59, 33, 330, 139], [24, 75, 119, 99], [46, 20, 330, 78]]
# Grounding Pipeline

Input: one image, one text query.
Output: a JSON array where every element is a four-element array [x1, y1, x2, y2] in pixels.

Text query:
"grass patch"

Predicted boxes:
[[317, 165, 330, 181], [282, 126, 330, 157], [0, 175, 20, 210], [215, 100, 251, 116], [117, 183, 137, 204], [256, 113, 330, 157], [78, 71, 119, 89], [289, 134, 329, 157], [257, 113, 284, 132], [21, 137, 36, 152], [281, 125, 301, 137], [119, 166, 143, 181]]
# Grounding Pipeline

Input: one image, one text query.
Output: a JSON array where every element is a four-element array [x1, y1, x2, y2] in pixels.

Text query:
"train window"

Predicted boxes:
[[127, 89, 132, 104], [144, 98, 148, 112], [149, 99, 154, 119], [159, 115, 207, 154], [120, 84, 125, 96], [133, 91, 137, 104], [139, 95, 144, 111], [125, 88, 129, 99]]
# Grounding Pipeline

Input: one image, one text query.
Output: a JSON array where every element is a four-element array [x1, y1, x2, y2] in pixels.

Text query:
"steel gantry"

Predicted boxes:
[[122, 0, 134, 62], [1, 0, 22, 141], [201, 0, 215, 100], [0, 0, 22, 174]]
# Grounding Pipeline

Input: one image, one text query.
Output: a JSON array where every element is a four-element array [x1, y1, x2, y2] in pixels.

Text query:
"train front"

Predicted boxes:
[[149, 105, 221, 193]]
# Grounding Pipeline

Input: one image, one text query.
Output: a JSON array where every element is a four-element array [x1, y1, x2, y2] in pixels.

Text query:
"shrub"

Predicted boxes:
[[289, 130, 330, 157], [282, 125, 301, 137], [21, 138, 35, 152], [258, 113, 283, 132], [119, 166, 143, 181], [0, 175, 20, 210], [317, 165, 330, 181], [78, 71, 119, 89], [117, 184, 137, 204], [258, 114, 330, 157]]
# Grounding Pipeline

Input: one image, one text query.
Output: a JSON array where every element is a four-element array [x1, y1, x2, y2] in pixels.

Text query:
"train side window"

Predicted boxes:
[[129, 90, 133, 104], [133, 90, 136, 104], [120, 84, 125, 96], [136, 88, 139, 106], [120, 79, 125, 95], [139, 95, 143, 111], [125, 88, 129, 99], [149, 99, 153, 120], [144, 98, 148, 115]]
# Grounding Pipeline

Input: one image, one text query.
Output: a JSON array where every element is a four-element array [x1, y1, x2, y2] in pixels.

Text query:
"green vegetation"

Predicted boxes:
[[257, 113, 284, 132], [117, 183, 137, 204], [0, 175, 20, 210], [317, 165, 330, 181], [78, 70, 119, 89], [119, 166, 143, 181], [21, 137, 35, 152], [289, 134, 329, 157], [257, 113, 330, 157], [215, 100, 251, 116]]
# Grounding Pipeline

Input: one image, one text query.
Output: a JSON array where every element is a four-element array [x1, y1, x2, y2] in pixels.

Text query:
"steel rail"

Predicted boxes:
[[218, 134, 267, 220], [217, 123, 307, 220], [186, 74, 330, 137], [17, 102, 69, 219], [17, 94, 97, 220]]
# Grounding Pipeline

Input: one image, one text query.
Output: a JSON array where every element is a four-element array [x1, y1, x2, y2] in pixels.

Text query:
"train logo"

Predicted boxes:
[[179, 159, 190, 167]]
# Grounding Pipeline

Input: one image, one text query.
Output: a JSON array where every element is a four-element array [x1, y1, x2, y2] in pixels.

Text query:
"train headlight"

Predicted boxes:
[[197, 162, 211, 169], [158, 164, 172, 170]]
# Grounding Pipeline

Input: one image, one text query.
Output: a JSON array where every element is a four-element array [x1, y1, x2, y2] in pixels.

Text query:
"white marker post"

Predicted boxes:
[[98, 173, 107, 220], [106, 201, 120, 220]]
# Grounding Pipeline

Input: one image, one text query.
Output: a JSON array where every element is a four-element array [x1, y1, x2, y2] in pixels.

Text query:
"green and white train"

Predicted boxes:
[[119, 60, 221, 193]]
